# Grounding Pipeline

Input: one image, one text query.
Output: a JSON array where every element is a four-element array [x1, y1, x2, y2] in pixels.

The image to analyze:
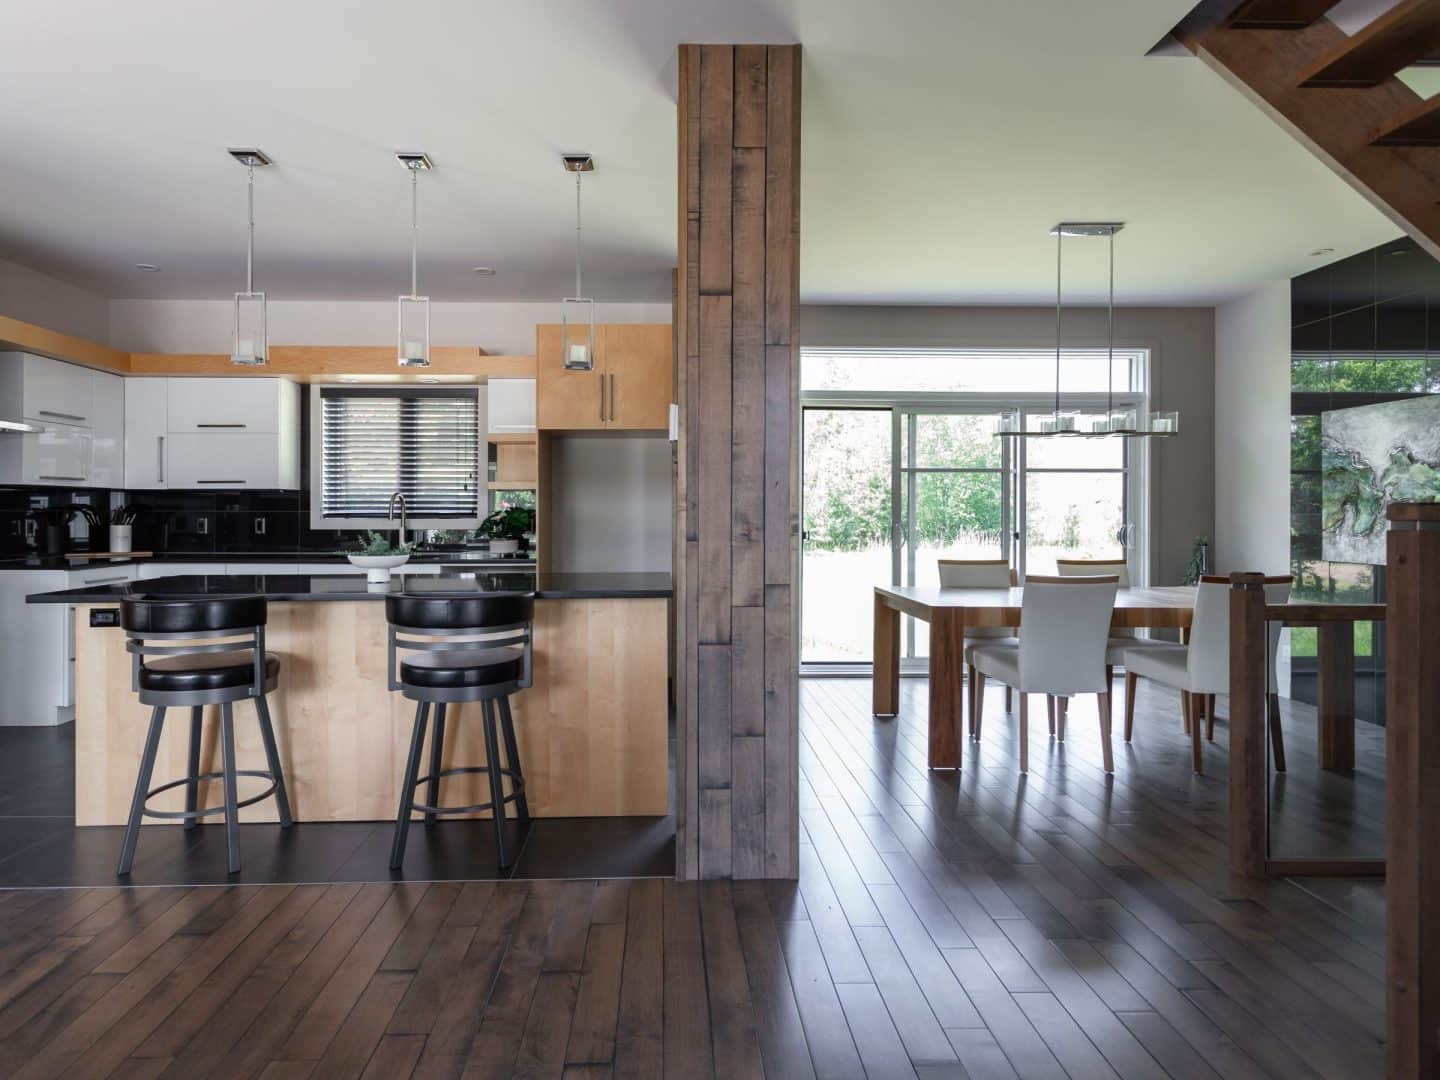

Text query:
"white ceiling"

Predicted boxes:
[[0, 0, 1403, 307]]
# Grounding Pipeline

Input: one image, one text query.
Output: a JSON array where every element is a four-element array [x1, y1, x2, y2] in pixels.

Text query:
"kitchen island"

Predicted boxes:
[[29, 570, 671, 826]]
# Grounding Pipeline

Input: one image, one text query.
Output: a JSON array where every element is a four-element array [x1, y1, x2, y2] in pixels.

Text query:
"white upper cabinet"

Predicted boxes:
[[167, 377, 293, 433], [488, 378, 536, 435], [89, 370, 125, 488], [16, 353, 94, 427], [0, 353, 100, 487], [123, 379, 168, 489]]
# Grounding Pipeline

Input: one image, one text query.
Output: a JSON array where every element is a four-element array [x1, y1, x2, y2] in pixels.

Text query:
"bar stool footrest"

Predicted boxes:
[[140, 770, 281, 821], [409, 764, 526, 817]]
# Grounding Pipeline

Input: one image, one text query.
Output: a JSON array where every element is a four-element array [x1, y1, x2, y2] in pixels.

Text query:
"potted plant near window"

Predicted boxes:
[[479, 507, 535, 556], [342, 531, 413, 583]]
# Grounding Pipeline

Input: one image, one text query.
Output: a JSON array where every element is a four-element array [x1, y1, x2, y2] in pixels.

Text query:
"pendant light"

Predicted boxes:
[[560, 154, 596, 371], [396, 152, 433, 368], [227, 149, 271, 366], [995, 222, 1179, 439]]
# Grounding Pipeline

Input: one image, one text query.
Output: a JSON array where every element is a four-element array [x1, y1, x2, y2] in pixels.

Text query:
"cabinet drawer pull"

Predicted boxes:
[[80, 575, 129, 585], [196, 480, 246, 485], [598, 378, 604, 423], [196, 423, 247, 429], [38, 410, 86, 422], [38, 474, 86, 482], [609, 373, 616, 422], [157, 435, 165, 483]]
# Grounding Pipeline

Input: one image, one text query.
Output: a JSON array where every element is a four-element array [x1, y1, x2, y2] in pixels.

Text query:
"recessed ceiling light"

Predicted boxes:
[[419, 376, 439, 384], [135, 263, 161, 272], [1308, 248, 1335, 257], [472, 266, 496, 276]]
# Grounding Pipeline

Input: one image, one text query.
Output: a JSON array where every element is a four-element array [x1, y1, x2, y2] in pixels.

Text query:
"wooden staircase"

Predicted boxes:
[[1175, 0, 1440, 258]]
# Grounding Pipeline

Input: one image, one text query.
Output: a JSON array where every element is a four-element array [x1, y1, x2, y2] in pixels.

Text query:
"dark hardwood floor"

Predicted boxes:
[[0, 678, 1386, 1078]]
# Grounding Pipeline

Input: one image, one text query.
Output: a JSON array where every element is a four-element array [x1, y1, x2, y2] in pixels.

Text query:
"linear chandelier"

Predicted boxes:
[[560, 154, 596, 371], [996, 222, 1179, 439], [396, 152, 433, 368]]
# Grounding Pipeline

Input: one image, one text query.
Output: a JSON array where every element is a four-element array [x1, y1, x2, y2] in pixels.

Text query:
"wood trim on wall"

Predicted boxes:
[[0, 315, 131, 372], [675, 43, 801, 881]]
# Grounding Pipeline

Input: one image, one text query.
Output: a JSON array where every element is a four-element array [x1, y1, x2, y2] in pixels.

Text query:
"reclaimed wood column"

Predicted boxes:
[[675, 44, 801, 880], [1228, 572, 1268, 879], [1386, 502, 1440, 1079]]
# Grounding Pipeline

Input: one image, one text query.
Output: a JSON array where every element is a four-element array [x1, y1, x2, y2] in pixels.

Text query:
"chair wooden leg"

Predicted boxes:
[[1046, 695, 1056, 736], [1098, 691, 1113, 773], [1188, 692, 1203, 774], [967, 663, 977, 738], [1056, 697, 1068, 742], [1180, 691, 1192, 735], [1105, 665, 1114, 724], [1267, 691, 1287, 773], [1018, 693, 1029, 773], [1004, 686, 1013, 712], [1206, 695, 1216, 741], [972, 669, 986, 740], [1124, 672, 1138, 742]]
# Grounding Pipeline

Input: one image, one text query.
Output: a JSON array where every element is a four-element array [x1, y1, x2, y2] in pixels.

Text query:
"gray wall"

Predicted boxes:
[[800, 304, 1216, 585], [547, 435, 673, 573]]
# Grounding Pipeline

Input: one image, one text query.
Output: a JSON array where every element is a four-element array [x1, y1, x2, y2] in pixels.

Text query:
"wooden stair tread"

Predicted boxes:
[[1372, 93, 1440, 145], [1227, 0, 1343, 30], [1300, 0, 1440, 87]]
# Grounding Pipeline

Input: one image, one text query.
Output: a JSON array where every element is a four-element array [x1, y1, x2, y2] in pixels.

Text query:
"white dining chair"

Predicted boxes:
[[970, 574, 1119, 773], [939, 559, 1016, 738], [1054, 556, 1174, 736], [1121, 576, 1230, 774]]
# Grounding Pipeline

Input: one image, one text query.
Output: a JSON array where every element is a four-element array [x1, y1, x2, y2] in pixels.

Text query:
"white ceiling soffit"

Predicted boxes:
[[0, 0, 1401, 307]]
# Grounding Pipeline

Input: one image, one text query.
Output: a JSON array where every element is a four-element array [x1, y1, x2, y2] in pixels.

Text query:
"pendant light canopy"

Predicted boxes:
[[560, 154, 596, 371], [995, 222, 1179, 439], [396, 152, 433, 368], [227, 148, 271, 367]]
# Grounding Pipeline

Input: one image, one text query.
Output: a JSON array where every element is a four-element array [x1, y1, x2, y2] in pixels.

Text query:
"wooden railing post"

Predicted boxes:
[[1386, 502, 1440, 1080], [1229, 571, 1268, 879]]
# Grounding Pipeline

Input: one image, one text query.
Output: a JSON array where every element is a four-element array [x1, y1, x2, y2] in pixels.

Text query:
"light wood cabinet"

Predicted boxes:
[[536, 323, 672, 431]]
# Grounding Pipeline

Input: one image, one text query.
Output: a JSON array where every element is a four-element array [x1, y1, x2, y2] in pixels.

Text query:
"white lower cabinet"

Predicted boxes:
[[137, 562, 227, 579], [165, 433, 284, 489]]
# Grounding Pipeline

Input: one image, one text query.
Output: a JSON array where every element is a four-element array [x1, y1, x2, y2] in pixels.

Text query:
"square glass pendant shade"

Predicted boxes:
[[561, 297, 596, 371], [232, 291, 267, 366], [398, 294, 430, 368], [1149, 410, 1180, 434]]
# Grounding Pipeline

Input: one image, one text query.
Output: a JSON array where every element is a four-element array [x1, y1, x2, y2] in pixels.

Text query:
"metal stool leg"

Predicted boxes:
[[219, 702, 242, 875], [184, 706, 203, 832], [425, 703, 448, 826], [497, 696, 529, 825], [482, 700, 513, 868], [118, 706, 166, 877], [254, 694, 293, 828], [390, 701, 429, 870]]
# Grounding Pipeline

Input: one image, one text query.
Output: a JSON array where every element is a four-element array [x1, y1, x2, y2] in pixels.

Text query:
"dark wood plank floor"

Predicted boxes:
[[0, 678, 1386, 1078]]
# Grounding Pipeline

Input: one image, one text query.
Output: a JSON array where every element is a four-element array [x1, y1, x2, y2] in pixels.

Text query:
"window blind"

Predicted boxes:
[[320, 388, 480, 519]]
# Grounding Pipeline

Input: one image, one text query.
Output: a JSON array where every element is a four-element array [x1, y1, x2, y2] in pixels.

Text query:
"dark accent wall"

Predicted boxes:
[[1290, 235, 1440, 723]]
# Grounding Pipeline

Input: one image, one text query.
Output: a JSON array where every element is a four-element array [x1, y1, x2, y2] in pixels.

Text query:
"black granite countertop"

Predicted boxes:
[[0, 551, 538, 572], [25, 570, 672, 603]]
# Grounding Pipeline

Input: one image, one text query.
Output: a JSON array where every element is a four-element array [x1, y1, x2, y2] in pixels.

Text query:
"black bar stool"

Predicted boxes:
[[117, 595, 293, 876], [386, 591, 533, 870]]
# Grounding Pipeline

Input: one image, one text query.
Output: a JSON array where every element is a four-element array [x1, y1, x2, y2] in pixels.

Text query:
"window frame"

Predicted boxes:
[[308, 383, 483, 531]]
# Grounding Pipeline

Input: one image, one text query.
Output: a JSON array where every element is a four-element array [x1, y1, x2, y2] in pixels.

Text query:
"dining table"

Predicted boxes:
[[873, 583, 1196, 768]]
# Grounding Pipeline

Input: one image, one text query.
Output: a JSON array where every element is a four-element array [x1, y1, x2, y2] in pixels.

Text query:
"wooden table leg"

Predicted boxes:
[[873, 592, 900, 717], [1317, 622, 1356, 771], [928, 609, 964, 769]]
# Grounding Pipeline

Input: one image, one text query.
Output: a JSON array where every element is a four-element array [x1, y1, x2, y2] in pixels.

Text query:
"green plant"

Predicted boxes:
[[479, 507, 535, 541], [342, 531, 413, 557], [1183, 535, 1209, 586]]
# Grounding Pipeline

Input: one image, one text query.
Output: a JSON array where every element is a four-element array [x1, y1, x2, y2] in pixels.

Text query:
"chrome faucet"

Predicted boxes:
[[388, 492, 408, 548]]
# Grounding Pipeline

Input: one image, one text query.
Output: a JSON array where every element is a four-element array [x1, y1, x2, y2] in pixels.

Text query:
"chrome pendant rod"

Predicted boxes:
[[1107, 227, 1114, 419], [1054, 229, 1062, 419], [410, 168, 419, 299], [246, 162, 255, 295], [574, 170, 583, 298]]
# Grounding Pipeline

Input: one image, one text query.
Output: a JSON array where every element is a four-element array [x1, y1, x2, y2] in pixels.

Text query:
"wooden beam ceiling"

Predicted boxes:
[[1226, 0, 1343, 30], [1299, 0, 1440, 87], [1372, 94, 1440, 146]]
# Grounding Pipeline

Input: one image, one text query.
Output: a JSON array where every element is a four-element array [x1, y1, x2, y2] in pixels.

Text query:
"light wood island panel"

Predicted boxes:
[[73, 596, 670, 825]]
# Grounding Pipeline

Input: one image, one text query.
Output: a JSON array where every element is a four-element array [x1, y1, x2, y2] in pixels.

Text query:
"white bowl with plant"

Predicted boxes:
[[343, 532, 413, 582]]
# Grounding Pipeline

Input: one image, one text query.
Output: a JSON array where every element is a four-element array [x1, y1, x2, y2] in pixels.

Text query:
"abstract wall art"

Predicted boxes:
[[1322, 395, 1440, 565]]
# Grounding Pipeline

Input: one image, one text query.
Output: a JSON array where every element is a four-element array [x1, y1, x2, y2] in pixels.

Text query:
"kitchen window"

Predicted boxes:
[[310, 385, 481, 529]]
